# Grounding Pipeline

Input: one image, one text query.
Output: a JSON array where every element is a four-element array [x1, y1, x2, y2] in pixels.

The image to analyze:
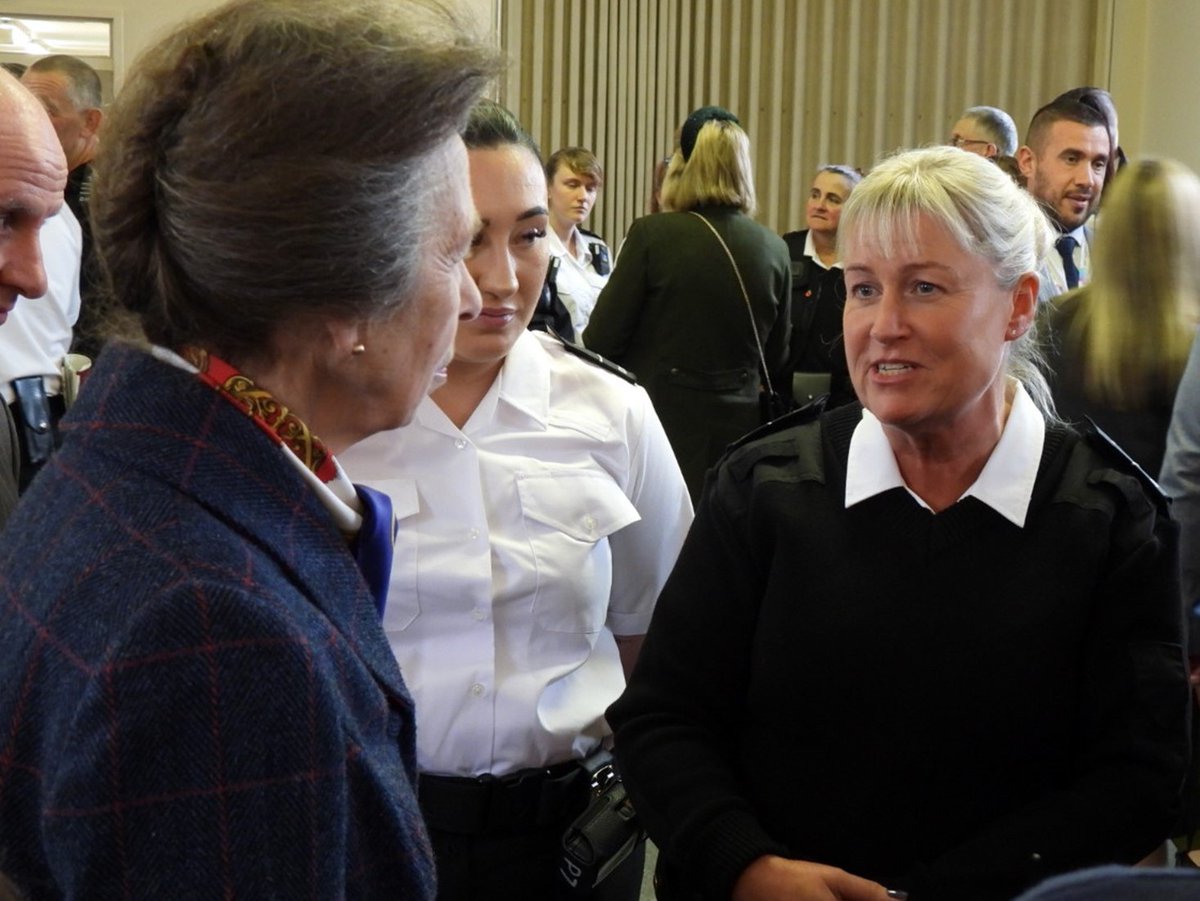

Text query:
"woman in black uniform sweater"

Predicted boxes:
[[607, 146, 1191, 901], [781, 164, 861, 408]]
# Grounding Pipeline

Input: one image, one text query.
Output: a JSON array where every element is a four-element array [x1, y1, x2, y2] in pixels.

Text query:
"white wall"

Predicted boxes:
[[6, 0, 209, 88], [17, 0, 499, 91], [1111, 0, 1200, 175], [17, 0, 1200, 178]]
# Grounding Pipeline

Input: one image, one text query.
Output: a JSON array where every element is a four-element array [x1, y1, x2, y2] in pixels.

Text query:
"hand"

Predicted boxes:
[[731, 855, 894, 901]]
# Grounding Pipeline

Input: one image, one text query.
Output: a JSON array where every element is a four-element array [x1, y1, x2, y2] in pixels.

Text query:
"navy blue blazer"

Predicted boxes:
[[1014, 865, 1200, 900], [0, 343, 434, 899]]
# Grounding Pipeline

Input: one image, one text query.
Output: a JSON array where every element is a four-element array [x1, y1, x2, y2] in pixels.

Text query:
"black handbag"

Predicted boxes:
[[689, 213, 794, 424]]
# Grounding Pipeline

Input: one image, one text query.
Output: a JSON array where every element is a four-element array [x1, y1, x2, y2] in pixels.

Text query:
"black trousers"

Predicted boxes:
[[428, 824, 645, 901], [421, 762, 645, 901]]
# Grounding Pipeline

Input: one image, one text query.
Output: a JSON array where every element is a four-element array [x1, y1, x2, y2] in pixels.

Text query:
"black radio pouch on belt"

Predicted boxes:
[[13, 375, 54, 466], [558, 749, 644, 894]]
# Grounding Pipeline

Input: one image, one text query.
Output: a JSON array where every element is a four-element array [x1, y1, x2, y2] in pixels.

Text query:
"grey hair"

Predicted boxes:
[[961, 106, 1018, 156], [817, 164, 863, 187], [839, 145, 1057, 417], [28, 54, 102, 109], [90, 0, 500, 363]]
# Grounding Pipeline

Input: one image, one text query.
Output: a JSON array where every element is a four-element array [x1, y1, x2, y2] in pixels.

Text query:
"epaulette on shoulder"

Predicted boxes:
[[714, 397, 828, 485], [1080, 417, 1170, 516], [578, 226, 605, 242], [547, 329, 637, 384], [724, 396, 827, 456]]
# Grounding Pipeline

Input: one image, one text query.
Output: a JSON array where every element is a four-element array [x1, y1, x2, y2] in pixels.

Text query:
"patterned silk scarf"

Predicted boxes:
[[182, 347, 395, 617], [183, 347, 339, 481]]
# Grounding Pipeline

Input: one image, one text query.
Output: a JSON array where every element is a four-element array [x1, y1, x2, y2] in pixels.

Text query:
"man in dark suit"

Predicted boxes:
[[1016, 97, 1110, 302], [0, 69, 69, 525]]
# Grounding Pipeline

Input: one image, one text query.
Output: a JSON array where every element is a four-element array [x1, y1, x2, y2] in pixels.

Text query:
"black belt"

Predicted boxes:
[[418, 761, 585, 835]]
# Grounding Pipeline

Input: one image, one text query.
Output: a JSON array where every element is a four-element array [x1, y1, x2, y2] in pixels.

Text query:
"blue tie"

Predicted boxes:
[[352, 484, 396, 619], [1056, 235, 1080, 290]]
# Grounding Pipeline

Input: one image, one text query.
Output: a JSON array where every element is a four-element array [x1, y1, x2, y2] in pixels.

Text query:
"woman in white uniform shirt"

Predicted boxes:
[[545, 146, 612, 338], [341, 101, 692, 900]]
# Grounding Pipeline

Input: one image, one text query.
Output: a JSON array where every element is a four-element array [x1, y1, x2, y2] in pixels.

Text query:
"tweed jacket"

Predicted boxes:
[[0, 342, 434, 900], [585, 206, 791, 499], [0, 403, 18, 528]]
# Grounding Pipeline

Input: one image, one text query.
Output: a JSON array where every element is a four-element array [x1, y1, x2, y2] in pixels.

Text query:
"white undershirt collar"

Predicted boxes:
[[803, 229, 842, 272], [150, 344, 363, 531], [845, 381, 1045, 527]]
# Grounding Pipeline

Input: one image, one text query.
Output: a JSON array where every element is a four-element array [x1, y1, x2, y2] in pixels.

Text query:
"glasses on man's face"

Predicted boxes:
[[950, 135, 992, 149]]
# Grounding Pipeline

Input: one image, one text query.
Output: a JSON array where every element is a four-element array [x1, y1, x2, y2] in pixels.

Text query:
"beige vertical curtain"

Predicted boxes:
[[498, 0, 1113, 250]]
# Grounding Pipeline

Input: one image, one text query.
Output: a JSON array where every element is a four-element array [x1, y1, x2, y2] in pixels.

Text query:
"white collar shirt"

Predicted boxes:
[[0, 206, 82, 402], [803, 229, 843, 273], [547, 227, 611, 337], [340, 329, 692, 777], [845, 381, 1046, 527], [149, 345, 367, 530]]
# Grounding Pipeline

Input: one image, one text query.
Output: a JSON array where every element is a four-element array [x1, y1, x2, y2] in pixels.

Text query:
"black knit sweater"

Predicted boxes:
[[608, 402, 1190, 901]]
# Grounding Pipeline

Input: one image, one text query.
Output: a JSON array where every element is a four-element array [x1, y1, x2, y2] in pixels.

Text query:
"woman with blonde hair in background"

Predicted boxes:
[[586, 106, 791, 500], [1043, 158, 1200, 475]]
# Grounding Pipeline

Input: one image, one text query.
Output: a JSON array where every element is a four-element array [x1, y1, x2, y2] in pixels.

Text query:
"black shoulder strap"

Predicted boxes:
[[723, 395, 827, 455], [546, 329, 637, 384], [718, 398, 830, 487], [1080, 417, 1171, 517], [528, 257, 576, 343]]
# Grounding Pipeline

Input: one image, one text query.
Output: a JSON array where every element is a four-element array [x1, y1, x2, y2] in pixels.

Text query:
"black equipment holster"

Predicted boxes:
[[12, 375, 55, 466], [558, 749, 644, 894]]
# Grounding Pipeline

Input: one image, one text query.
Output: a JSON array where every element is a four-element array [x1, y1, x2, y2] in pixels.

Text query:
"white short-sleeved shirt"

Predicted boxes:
[[0, 206, 82, 402], [548, 228, 610, 337], [803, 229, 842, 273], [340, 330, 693, 777]]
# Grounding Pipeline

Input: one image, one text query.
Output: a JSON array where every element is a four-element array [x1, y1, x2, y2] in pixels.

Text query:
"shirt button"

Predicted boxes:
[[471, 607, 486, 621], [470, 683, 486, 697], [583, 515, 597, 534], [468, 527, 480, 540], [454, 438, 467, 450]]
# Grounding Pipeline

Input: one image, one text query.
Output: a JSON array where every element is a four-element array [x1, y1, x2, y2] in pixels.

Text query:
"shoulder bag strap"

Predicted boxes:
[[688, 212, 775, 396]]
